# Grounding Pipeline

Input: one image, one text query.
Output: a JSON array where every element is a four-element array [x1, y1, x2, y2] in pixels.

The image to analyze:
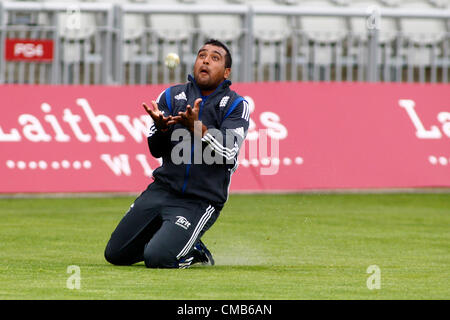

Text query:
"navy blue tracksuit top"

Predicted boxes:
[[147, 75, 250, 208]]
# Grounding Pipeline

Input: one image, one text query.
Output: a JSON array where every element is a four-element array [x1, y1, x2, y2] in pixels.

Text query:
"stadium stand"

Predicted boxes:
[[241, 0, 293, 81], [145, 0, 197, 84], [344, 1, 400, 81], [398, 1, 449, 82], [0, 0, 448, 84], [194, 0, 246, 82], [290, 0, 349, 81]]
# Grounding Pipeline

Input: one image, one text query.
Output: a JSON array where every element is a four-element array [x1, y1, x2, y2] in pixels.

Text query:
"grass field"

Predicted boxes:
[[0, 193, 448, 300]]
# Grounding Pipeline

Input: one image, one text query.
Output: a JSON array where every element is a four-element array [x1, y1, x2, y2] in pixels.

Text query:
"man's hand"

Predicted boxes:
[[168, 98, 207, 136], [142, 101, 172, 132]]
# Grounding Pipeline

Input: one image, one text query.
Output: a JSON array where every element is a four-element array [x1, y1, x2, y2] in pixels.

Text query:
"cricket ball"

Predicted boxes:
[[165, 52, 180, 69]]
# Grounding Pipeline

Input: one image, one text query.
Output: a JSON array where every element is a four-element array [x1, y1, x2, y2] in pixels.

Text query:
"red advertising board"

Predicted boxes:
[[0, 82, 449, 193], [5, 39, 54, 62]]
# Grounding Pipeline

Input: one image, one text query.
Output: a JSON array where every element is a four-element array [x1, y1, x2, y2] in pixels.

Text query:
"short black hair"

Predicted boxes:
[[203, 39, 232, 69]]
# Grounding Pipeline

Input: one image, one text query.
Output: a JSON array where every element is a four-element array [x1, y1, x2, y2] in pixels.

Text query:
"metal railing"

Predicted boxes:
[[116, 3, 252, 84], [255, 5, 450, 82], [0, 1, 449, 84]]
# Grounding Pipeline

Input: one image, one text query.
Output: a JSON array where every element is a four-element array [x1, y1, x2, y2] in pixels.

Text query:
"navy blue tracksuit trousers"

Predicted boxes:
[[104, 179, 220, 268]]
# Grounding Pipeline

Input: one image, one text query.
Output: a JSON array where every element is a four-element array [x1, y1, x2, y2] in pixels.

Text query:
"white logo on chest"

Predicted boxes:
[[175, 92, 187, 101], [219, 96, 230, 107]]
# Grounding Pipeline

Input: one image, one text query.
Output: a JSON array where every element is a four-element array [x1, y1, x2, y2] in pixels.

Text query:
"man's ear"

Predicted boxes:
[[224, 68, 231, 80]]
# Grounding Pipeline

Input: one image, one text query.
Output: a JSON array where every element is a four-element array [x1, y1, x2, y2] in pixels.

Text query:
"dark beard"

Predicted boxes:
[[194, 73, 220, 92], [196, 82, 216, 92]]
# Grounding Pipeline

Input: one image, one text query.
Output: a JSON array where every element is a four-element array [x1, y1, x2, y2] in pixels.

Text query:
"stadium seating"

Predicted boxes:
[[343, 1, 399, 81], [288, 1, 348, 80], [397, 0, 449, 83], [191, 0, 246, 82], [147, 0, 197, 83], [195, 0, 244, 43], [244, 0, 293, 81], [399, 1, 447, 47], [0, 0, 448, 84]]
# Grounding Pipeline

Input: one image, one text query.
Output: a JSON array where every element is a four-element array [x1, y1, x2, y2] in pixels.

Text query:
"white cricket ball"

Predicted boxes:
[[165, 52, 180, 69]]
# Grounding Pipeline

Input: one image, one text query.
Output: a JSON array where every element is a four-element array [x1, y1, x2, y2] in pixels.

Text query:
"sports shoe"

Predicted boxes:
[[192, 239, 215, 266]]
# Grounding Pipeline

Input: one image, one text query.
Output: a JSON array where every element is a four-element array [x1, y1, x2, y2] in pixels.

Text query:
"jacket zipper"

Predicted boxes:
[[181, 98, 205, 193]]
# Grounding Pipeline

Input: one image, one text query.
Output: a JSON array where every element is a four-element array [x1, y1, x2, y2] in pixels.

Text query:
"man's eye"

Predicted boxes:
[[212, 56, 219, 61]]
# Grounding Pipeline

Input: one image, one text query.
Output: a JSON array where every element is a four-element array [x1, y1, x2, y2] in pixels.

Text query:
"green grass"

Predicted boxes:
[[0, 193, 448, 299]]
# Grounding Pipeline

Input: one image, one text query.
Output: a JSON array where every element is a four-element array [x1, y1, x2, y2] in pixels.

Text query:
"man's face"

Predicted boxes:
[[193, 44, 231, 93]]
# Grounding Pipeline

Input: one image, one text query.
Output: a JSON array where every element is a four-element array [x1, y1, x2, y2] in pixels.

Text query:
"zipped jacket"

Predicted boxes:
[[147, 75, 250, 208]]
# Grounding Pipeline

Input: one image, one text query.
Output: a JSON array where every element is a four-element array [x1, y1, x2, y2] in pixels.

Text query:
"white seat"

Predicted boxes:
[[246, 0, 292, 80], [295, 1, 348, 43], [144, 0, 197, 83], [121, 13, 154, 63], [192, 0, 246, 81], [58, 11, 97, 41], [399, 1, 447, 45], [195, 0, 244, 42], [398, 1, 447, 66], [146, 1, 194, 41], [249, 0, 293, 42], [37, 1, 98, 63], [122, 13, 147, 41], [347, 1, 398, 43], [292, 1, 348, 67], [120, 0, 195, 45], [38, 1, 97, 40], [226, 0, 292, 41]]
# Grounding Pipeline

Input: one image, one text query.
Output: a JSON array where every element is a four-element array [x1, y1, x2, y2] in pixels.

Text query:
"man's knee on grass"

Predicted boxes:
[[104, 241, 136, 266], [143, 243, 181, 268]]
